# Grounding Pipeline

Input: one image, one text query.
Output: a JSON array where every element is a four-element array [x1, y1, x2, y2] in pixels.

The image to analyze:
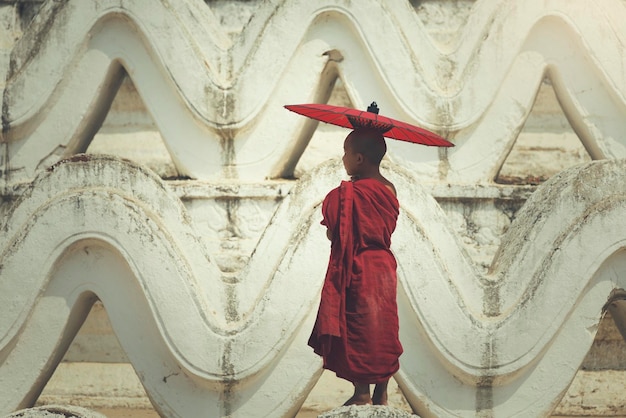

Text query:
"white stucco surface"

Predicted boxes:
[[2, 1, 626, 417]]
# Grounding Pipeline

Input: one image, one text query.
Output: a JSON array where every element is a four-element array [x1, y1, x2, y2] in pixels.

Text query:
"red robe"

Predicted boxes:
[[308, 178, 403, 383]]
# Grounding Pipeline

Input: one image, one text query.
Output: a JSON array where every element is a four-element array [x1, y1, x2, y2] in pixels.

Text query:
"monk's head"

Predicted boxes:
[[342, 128, 387, 176]]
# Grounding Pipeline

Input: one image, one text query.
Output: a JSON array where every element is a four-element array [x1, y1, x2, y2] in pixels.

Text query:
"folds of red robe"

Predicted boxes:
[[308, 178, 403, 384]]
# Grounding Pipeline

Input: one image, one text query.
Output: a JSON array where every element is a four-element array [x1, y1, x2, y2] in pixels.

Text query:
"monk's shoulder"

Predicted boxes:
[[324, 184, 342, 200], [383, 181, 397, 197], [354, 178, 397, 200], [373, 178, 397, 198]]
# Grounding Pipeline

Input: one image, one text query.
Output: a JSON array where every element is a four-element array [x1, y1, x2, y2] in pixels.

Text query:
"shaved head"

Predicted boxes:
[[345, 128, 387, 165]]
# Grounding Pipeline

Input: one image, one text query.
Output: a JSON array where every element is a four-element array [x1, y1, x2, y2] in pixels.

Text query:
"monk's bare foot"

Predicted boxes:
[[343, 382, 372, 406], [343, 394, 372, 406], [372, 381, 389, 405]]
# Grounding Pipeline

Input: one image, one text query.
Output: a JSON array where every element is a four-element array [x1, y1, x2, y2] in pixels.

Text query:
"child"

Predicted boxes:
[[308, 127, 403, 406]]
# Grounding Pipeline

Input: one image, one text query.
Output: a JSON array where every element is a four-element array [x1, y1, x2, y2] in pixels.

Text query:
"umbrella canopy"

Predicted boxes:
[[284, 102, 454, 147]]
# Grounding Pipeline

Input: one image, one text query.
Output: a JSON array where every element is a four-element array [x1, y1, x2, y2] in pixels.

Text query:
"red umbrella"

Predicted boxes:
[[284, 102, 454, 147]]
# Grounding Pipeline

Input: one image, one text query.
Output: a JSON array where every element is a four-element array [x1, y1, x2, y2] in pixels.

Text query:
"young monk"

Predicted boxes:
[[308, 127, 403, 406]]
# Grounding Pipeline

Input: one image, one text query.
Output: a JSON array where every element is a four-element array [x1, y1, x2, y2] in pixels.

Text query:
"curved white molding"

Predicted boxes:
[[2, 0, 625, 182], [391, 160, 626, 416], [0, 155, 331, 416], [1, 155, 626, 416]]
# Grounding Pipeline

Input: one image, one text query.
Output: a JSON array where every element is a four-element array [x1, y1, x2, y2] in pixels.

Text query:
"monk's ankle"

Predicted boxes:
[[343, 393, 372, 406], [344, 383, 372, 406], [373, 382, 389, 405], [372, 389, 388, 405]]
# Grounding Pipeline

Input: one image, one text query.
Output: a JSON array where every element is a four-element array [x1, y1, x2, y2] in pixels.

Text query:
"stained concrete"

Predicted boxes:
[[5, 405, 106, 418], [318, 405, 418, 418]]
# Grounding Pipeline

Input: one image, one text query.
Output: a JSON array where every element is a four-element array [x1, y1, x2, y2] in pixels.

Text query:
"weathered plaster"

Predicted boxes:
[[2, 156, 626, 417], [2, 1, 626, 417], [2, 0, 626, 183]]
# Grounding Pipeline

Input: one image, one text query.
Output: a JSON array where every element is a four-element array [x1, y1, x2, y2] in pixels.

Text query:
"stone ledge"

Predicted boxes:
[[37, 363, 152, 410], [4, 405, 106, 418], [37, 364, 626, 417], [318, 405, 418, 418], [6, 178, 536, 201], [553, 369, 626, 416]]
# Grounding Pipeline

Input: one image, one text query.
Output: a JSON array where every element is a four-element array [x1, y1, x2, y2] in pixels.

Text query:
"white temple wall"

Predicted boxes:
[[2, 1, 626, 417]]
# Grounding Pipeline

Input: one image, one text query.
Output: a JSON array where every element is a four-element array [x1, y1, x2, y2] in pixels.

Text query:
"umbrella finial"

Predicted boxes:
[[367, 102, 379, 114]]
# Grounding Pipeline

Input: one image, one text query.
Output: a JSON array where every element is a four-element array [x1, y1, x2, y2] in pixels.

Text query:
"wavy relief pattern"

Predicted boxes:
[[1, 155, 626, 417], [1, 0, 625, 182], [3, 1, 626, 416]]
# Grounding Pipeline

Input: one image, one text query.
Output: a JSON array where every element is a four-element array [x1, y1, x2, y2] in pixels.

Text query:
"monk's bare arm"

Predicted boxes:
[[326, 228, 332, 240]]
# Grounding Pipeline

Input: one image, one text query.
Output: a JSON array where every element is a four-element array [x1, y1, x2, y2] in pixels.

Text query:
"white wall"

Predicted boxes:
[[2, 1, 626, 417]]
